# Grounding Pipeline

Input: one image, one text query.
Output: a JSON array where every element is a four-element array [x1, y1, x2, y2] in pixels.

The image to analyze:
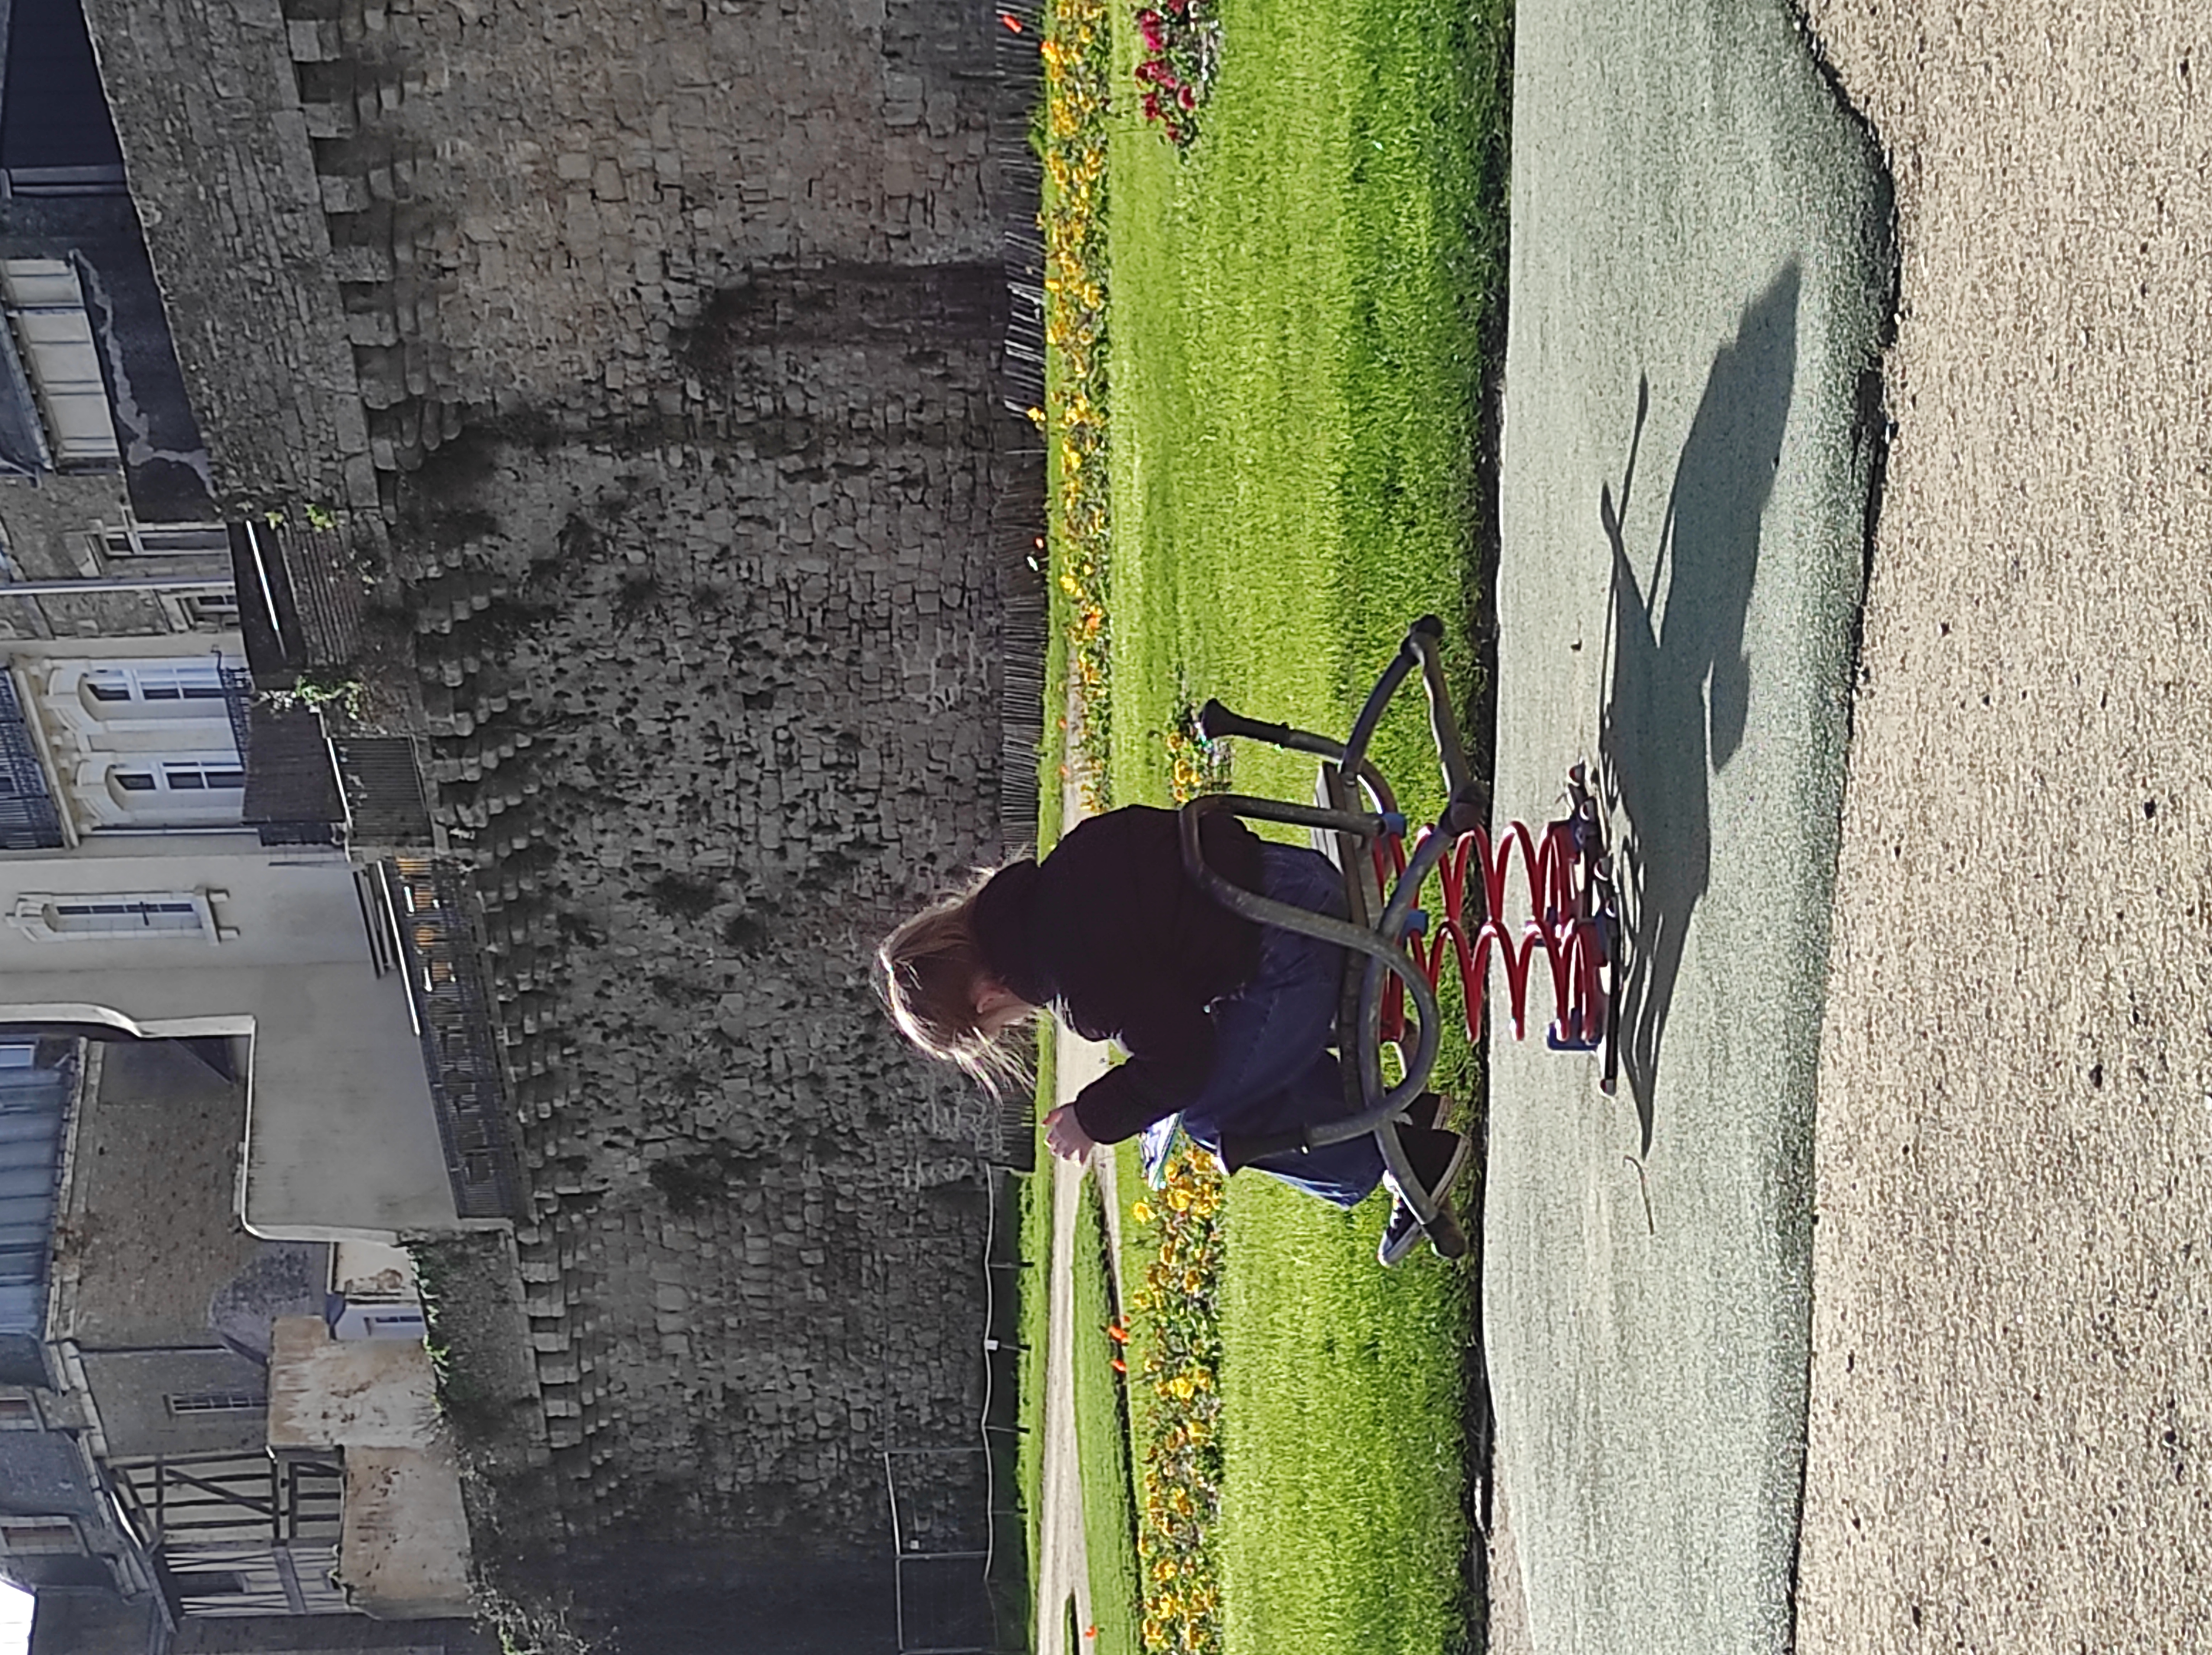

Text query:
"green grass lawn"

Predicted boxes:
[[1102, 0, 1511, 1650], [1106, 0, 1509, 818]]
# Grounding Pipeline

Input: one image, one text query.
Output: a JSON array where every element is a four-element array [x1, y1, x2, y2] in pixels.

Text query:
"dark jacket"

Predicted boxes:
[[973, 805, 1266, 1144]]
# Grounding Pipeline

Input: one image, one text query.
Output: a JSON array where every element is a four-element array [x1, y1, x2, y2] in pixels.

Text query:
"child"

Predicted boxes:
[[876, 803, 1470, 1265]]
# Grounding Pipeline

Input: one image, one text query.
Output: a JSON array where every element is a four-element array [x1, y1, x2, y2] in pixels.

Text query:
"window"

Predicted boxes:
[[107, 758, 245, 801], [93, 520, 230, 558], [12, 889, 218, 941], [166, 1391, 266, 1416], [48, 898, 202, 934], [0, 1395, 37, 1428], [0, 1517, 78, 1555], [83, 663, 227, 706], [162, 761, 244, 790], [0, 259, 117, 468], [182, 591, 242, 628]]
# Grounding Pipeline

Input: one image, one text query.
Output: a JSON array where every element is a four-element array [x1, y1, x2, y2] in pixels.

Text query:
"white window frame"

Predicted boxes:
[[0, 258, 119, 469], [174, 590, 243, 631], [90, 517, 231, 559], [82, 661, 228, 710], [155, 758, 246, 792], [106, 755, 246, 803], [11, 889, 225, 944]]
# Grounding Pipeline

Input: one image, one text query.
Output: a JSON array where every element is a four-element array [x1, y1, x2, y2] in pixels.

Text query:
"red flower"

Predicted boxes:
[[1141, 90, 1163, 121], [1137, 7, 1166, 49], [1178, 85, 1196, 110], [1135, 58, 1165, 84]]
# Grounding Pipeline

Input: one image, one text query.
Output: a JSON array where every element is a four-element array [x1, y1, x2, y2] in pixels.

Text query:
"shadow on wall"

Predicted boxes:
[[1598, 262, 1801, 1156]]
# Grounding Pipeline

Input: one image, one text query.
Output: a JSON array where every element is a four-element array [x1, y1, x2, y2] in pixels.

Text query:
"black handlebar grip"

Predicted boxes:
[[1197, 697, 1294, 746], [1444, 778, 1492, 836], [1410, 613, 1444, 640], [1219, 1130, 1309, 1175], [1425, 1207, 1470, 1258]]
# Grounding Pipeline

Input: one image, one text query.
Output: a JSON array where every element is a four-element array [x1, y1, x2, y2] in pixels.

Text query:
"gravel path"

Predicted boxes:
[[1791, 4, 2212, 1648]]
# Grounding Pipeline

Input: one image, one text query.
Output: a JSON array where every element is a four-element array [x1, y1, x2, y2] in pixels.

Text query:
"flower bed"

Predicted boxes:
[[1040, 0, 1116, 806], [1126, 1145, 1227, 1655], [1134, 1, 1222, 149], [1162, 692, 1232, 802]]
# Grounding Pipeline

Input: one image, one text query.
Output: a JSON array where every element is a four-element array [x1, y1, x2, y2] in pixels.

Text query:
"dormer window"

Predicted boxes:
[[0, 258, 118, 470]]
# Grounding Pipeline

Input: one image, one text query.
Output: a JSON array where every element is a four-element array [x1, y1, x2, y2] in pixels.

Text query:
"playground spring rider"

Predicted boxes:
[[1176, 616, 1622, 1258]]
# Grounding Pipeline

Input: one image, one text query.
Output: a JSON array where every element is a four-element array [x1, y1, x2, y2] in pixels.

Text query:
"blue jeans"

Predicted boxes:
[[1177, 843, 1384, 1208]]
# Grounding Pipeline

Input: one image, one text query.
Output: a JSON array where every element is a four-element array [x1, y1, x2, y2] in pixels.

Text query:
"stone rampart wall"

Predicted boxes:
[[84, 0, 1039, 1640]]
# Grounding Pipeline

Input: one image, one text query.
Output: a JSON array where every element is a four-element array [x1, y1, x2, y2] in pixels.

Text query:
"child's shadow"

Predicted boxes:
[[1597, 264, 1800, 1157]]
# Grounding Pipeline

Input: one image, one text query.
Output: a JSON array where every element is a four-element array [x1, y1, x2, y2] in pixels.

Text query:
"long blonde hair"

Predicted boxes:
[[876, 875, 1034, 1093]]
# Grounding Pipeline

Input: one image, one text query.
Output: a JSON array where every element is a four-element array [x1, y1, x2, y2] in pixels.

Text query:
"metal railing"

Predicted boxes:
[[0, 670, 62, 850], [378, 856, 524, 1220], [331, 735, 433, 847]]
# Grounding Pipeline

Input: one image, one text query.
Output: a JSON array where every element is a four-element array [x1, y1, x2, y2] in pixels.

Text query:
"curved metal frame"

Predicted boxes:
[[1177, 616, 1486, 1236], [1175, 617, 1622, 1250]]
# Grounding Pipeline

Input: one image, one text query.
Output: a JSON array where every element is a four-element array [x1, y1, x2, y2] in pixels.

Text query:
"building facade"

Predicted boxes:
[[0, 0, 518, 1641], [2, 1037, 481, 1637]]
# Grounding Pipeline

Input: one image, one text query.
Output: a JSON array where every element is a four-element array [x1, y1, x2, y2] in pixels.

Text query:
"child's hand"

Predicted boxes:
[[1043, 1104, 1096, 1162]]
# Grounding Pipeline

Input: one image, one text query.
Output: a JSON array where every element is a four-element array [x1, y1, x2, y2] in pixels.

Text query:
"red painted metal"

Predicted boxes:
[[1372, 814, 1610, 1055]]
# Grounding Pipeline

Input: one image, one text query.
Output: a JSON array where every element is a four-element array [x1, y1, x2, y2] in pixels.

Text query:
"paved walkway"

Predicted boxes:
[[1031, 736, 1121, 1655], [1486, 0, 1890, 1649], [1032, 1118, 1100, 1655]]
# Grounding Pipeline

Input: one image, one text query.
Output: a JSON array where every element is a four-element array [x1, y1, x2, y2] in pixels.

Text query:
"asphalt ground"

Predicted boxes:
[[1482, 2, 1891, 1652]]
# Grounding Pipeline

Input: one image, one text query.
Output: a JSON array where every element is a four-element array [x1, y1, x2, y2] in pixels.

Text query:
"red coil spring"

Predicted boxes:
[[1372, 820, 1610, 1051]]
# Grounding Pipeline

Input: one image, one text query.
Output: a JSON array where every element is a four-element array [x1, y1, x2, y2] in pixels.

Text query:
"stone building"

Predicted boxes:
[[32, 0, 1048, 1646], [1, 1035, 493, 1648]]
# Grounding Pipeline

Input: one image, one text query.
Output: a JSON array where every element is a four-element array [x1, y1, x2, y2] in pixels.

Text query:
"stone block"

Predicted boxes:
[[303, 99, 358, 139], [321, 172, 373, 214], [328, 243, 396, 285], [287, 17, 340, 60]]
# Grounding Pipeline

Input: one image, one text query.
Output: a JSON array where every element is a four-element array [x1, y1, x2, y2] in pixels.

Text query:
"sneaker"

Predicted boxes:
[[1376, 1125, 1472, 1267], [1377, 1196, 1429, 1267]]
